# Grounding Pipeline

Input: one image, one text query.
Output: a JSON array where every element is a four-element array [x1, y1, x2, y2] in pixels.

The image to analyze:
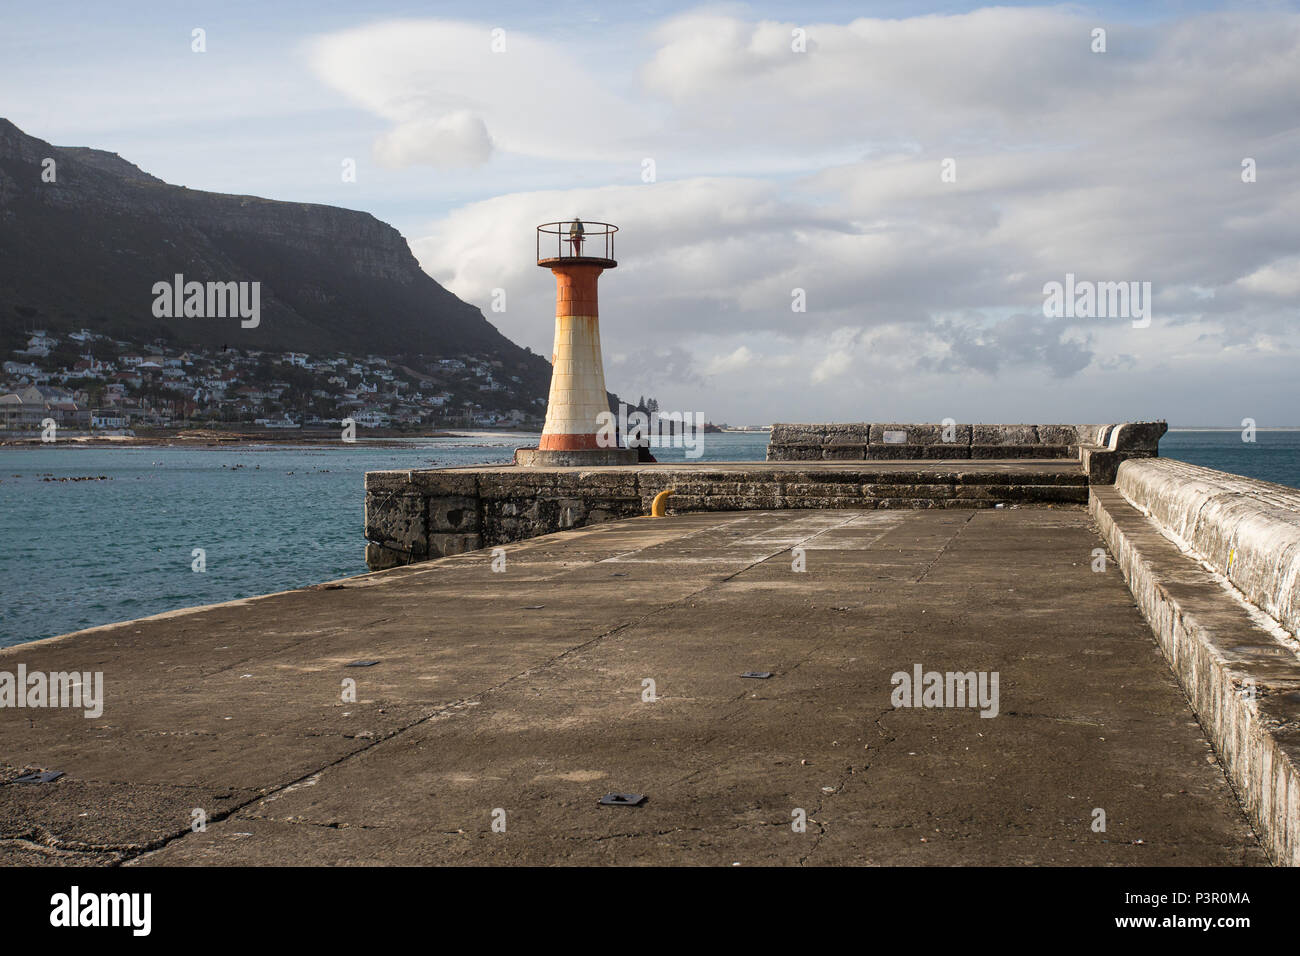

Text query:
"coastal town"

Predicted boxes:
[[0, 328, 547, 436]]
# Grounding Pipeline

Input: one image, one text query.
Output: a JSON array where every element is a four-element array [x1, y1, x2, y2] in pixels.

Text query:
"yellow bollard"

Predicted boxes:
[[650, 489, 675, 517]]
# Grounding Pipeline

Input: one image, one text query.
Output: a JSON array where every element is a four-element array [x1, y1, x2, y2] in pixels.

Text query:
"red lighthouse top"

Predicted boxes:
[[537, 220, 618, 269]]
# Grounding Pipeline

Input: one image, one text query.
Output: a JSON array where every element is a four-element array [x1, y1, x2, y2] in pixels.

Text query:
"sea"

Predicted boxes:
[[1, 429, 1296, 648]]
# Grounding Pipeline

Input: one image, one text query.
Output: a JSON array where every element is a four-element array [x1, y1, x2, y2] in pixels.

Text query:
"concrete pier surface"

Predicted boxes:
[[1, 506, 1266, 866]]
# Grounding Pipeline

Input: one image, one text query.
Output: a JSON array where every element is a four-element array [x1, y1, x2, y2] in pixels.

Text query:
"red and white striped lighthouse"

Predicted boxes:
[[516, 220, 636, 466]]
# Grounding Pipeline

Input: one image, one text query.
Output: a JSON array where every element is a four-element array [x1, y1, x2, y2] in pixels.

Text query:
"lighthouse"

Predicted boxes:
[[516, 220, 636, 466]]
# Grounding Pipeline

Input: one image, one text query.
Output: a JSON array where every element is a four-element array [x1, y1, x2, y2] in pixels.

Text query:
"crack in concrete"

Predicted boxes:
[[654, 513, 873, 781], [124, 511, 868, 864], [23, 508, 1263, 866], [797, 762, 856, 866], [580, 819, 791, 845], [1, 821, 173, 857], [912, 512, 977, 584], [241, 816, 399, 831], [0, 835, 123, 863], [1004, 711, 1104, 727], [796, 705, 899, 866]]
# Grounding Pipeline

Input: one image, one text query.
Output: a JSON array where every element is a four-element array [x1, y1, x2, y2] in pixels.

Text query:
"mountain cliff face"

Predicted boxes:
[[0, 118, 551, 391]]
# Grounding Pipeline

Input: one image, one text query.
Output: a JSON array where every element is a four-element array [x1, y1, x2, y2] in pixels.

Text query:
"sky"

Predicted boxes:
[[3, 0, 1298, 426]]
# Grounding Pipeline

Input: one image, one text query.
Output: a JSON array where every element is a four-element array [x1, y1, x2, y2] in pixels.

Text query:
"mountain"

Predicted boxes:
[[0, 118, 552, 396]]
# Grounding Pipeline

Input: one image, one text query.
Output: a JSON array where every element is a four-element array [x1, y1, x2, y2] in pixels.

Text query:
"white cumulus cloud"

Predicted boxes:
[[373, 111, 493, 168]]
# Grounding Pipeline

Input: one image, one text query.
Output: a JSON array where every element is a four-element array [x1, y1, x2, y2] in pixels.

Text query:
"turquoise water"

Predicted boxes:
[[1, 429, 1295, 648], [1159, 430, 1300, 488]]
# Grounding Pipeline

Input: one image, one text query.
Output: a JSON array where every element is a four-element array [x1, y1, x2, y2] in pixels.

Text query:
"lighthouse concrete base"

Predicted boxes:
[[514, 447, 638, 468]]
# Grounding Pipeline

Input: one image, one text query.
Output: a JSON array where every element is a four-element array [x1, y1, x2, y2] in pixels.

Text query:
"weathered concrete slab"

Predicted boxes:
[[0, 509, 1264, 866]]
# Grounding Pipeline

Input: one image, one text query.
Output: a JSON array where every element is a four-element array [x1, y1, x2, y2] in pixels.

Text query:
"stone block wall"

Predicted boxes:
[[768, 421, 1166, 482], [365, 468, 646, 571], [767, 422, 1108, 461], [362, 422, 1165, 571], [364, 462, 1090, 570]]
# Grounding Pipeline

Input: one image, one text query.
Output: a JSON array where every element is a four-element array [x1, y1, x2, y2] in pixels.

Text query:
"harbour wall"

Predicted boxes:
[[766, 420, 1166, 483], [364, 461, 1091, 569], [363, 421, 1165, 570], [1092, 459, 1300, 865]]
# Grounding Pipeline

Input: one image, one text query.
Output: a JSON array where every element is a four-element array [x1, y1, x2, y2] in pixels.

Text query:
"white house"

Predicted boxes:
[[3, 360, 41, 377], [353, 407, 391, 428], [91, 410, 127, 429]]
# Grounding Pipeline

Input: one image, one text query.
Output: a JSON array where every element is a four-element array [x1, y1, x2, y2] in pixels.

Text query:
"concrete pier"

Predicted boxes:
[[7, 416, 1299, 867], [0, 507, 1268, 865]]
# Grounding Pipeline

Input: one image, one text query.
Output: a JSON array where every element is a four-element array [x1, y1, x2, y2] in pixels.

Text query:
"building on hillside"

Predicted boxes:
[[3, 360, 42, 378], [0, 393, 42, 430], [91, 409, 128, 429], [71, 357, 108, 377], [353, 407, 392, 428]]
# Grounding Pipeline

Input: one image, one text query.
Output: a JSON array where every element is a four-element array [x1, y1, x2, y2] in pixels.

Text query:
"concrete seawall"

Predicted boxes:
[[364, 461, 1088, 570], [1092, 459, 1300, 866], [768, 422, 1095, 459], [364, 421, 1166, 570], [1115, 459, 1300, 637], [766, 421, 1166, 483]]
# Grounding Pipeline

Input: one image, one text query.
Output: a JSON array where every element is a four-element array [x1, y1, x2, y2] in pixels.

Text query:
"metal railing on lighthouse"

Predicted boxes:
[[536, 220, 618, 266]]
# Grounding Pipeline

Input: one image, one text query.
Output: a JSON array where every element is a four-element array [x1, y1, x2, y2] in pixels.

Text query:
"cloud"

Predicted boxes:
[[334, 8, 1300, 424], [373, 111, 493, 168], [810, 329, 860, 384], [1237, 256, 1300, 299], [305, 19, 649, 167], [704, 345, 756, 376], [927, 314, 1094, 379]]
